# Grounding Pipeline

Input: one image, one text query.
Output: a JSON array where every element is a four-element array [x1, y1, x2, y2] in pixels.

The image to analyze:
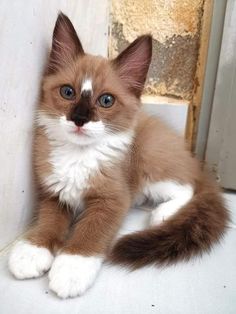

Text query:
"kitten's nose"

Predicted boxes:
[[71, 113, 89, 127]]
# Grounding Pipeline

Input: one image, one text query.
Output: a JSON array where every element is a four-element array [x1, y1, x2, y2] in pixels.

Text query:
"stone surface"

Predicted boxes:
[[110, 0, 204, 100]]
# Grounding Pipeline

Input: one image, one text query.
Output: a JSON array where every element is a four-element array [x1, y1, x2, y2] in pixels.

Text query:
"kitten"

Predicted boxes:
[[8, 13, 229, 299]]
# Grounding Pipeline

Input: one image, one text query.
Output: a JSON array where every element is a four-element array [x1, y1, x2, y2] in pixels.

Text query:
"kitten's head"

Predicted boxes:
[[39, 13, 152, 145]]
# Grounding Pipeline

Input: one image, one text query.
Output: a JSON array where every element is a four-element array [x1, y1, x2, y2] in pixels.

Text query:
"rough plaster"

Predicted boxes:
[[110, 0, 204, 100]]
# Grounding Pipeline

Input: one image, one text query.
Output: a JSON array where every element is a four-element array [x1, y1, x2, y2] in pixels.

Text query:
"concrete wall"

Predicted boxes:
[[109, 0, 204, 100]]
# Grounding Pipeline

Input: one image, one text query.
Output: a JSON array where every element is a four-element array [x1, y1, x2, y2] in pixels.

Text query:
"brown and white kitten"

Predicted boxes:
[[8, 13, 229, 298]]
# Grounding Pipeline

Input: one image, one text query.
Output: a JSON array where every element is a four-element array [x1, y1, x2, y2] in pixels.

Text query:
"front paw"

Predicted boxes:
[[48, 254, 102, 298], [8, 240, 54, 279]]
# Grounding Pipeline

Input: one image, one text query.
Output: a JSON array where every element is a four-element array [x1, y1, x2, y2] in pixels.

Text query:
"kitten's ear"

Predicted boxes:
[[47, 12, 84, 74], [112, 35, 152, 97]]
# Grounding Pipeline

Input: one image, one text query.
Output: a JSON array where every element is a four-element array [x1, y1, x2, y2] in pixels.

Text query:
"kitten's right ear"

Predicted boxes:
[[46, 12, 84, 74]]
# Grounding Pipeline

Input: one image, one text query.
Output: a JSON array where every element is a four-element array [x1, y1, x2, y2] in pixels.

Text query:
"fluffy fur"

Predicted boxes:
[[8, 240, 54, 279], [110, 174, 229, 268], [38, 112, 133, 209], [8, 13, 230, 298], [48, 254, 102, 298]]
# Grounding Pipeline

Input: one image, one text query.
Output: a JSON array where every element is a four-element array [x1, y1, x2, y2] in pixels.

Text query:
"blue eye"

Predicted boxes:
[[98, 94, 115, 108], [60, 85, 75, 100]]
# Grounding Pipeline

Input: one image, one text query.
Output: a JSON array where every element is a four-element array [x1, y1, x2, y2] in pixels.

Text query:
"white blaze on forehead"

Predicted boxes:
[[81, 79, 93, 94]]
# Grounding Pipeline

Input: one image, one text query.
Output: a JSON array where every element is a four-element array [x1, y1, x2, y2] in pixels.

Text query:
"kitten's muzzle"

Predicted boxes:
[[70, 112, 89, 127], [70, 103, 92, 127]]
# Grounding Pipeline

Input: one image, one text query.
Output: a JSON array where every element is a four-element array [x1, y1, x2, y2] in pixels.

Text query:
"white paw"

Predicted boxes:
[[8, 240, 54, 279], [48, 254, 102, 298], [149, 203, 179, 226], [149, 209, 166, 226]]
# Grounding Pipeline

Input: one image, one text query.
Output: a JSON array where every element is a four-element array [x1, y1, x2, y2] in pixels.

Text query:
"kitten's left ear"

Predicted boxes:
[[47, 12, 84, 74], [112, 35, 152, 97]]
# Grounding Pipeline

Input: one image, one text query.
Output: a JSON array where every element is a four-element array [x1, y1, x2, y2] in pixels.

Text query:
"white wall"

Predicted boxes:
[[0, 0, 109, 250]]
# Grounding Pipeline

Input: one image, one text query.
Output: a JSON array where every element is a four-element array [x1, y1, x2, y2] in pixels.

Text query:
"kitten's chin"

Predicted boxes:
[[65, 131, 100, 146], [63, 120, 105, 146]]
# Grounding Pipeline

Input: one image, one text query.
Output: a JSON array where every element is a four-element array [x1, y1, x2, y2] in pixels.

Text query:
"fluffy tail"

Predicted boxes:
[[109, 175, 230, 269]]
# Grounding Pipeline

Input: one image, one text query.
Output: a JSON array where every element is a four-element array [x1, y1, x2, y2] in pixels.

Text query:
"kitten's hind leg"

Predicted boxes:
[[147, 181, 194, 226]]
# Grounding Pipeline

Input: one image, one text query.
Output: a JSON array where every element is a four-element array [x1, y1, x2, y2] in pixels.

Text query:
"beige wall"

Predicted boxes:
[[109, 0, 204, 101]]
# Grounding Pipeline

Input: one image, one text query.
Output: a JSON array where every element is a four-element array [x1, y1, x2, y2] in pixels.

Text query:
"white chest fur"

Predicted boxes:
[[44, 133, 133, 210]]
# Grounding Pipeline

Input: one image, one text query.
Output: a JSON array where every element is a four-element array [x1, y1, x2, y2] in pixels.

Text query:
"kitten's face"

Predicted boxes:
[[41, 55, 139, 145], [39, 13, 152, 146]]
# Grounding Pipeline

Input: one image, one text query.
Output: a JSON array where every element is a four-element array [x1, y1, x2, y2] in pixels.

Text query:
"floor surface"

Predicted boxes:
[[0, 193, 235, 314]]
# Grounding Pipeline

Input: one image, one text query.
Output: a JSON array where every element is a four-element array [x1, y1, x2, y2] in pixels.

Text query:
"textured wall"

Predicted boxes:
[[109, 0, 204, 100]]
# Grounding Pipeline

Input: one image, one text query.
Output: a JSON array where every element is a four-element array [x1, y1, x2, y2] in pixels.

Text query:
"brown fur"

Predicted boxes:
[[29, 13, 229, 268], [109, 173, 230, 268], [27, 198, 71, 252]]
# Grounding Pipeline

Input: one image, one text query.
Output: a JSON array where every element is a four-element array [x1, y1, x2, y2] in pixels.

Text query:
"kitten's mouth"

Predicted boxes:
[[75, 127, 83, 133], [71, 127, 91, 137]]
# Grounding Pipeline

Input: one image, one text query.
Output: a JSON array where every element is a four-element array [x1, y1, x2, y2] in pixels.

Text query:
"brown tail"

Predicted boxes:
[[109, 175, 230, 269]]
